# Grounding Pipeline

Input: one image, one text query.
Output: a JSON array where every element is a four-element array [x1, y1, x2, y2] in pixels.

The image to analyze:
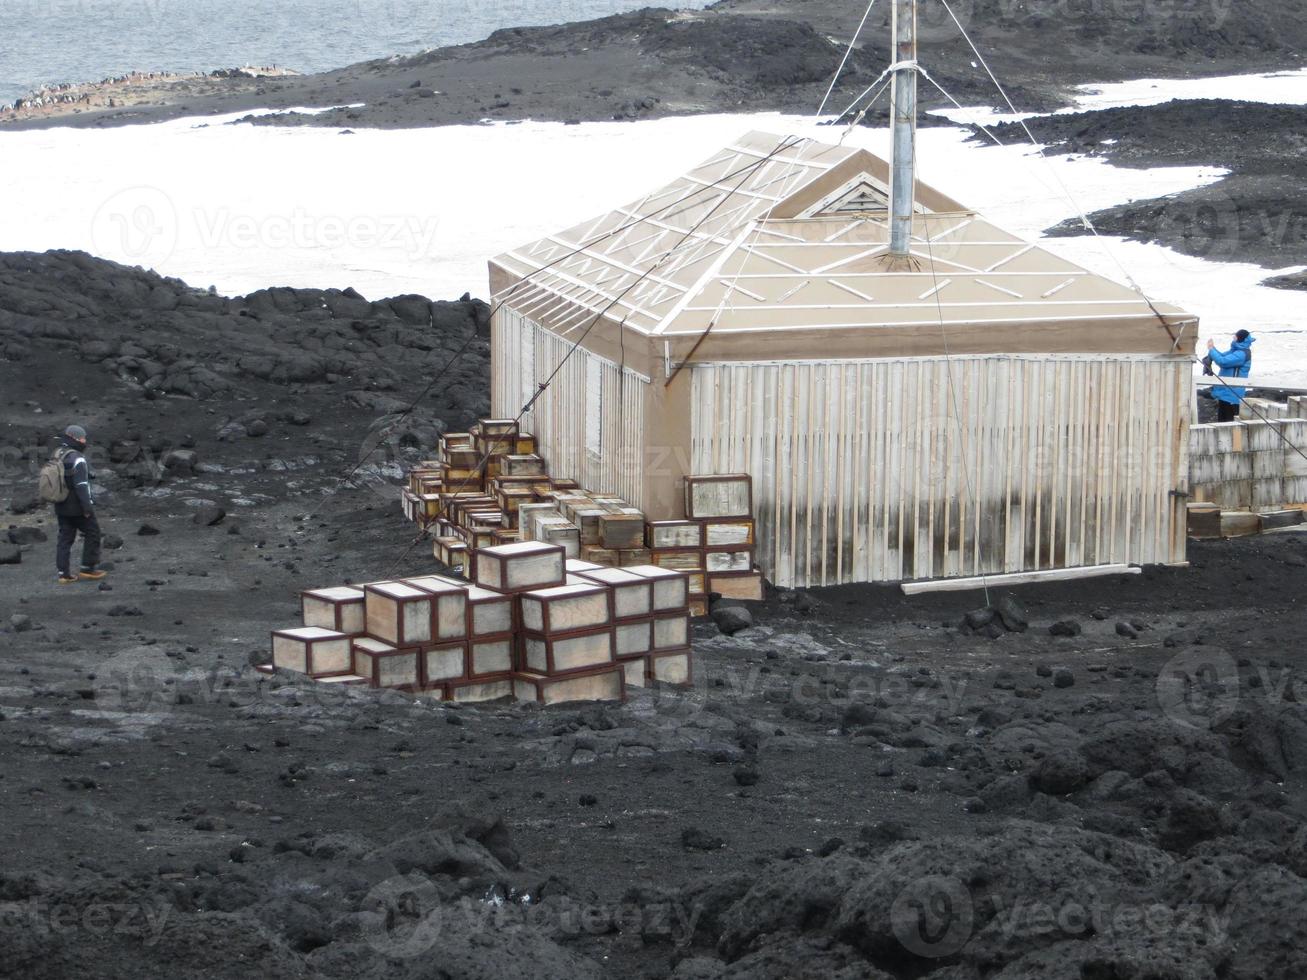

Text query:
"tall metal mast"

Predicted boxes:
[[888, 0, 918, 256]]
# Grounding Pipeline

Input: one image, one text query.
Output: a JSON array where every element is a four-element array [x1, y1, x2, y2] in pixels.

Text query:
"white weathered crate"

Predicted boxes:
[[270, 627, 352, 676], [423, 640, 468, 684], [705, 548, 753, 573], [475, 540, 566, 593], [647, 520, 703, 549], [653, 611, 690, 651], [521, 626, 614, 674], [703, 519, 755, 547], [617, 657, 646, 689], [518, 583, 612, 633], [535, 516, 581, 558], [403, 576, 469, 641], [572, 567, 653, 619], [684, 473, 752, 519], [300, 586, 366, 634], [352, 637, 421, 688], [364, 581, 434, 646], [467, 586, 515, 638], [648, 649, 692, 685], [469, 636, 515, 676], [512, 664, 624, 705], [624, 565, 690, 611], [614, 619, 653, 657], [447, 675, 514, 703]]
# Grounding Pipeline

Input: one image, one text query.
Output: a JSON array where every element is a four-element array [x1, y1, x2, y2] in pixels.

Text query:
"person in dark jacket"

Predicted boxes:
[[1207, 330, 1255, 423], [53, 424, 105, 584]]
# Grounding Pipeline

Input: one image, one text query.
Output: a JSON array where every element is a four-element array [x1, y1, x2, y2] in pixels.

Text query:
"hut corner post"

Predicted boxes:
[[889, 0, 918, 257]]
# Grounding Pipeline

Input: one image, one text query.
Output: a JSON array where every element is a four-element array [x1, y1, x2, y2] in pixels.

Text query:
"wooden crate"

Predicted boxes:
[[688, 571, 707, 594], [364, 582, 433, 646], [573, 508, 609, 545], [422, 640, 468, 685], [648, 648, 692, 686], [685, 473, 752, 519], [518, 583, 612, 633], [614, 619, 653, 657], [625, 566, 690, 611], [502, 454, 547, 477], [512, 664, 625, 705], [580, 545, 619, 567], [475, 541, 566, 593], [403, 576, 469, 641], [647, 520, 703, 549], [520, 626, 614, 674], [352, 637, 421, 688], [599, 513, 645, 550], [469, 635, 515, 676], [515, 433, 537, 454], [491, 529, 520, 545], [653, 611, 690, 651], [689, 596, 709, 618], [551, 478, 581, 491], [571, 567, 652, 619], [709, 571, 764, 601], [1186, 503, 1222, 540], [447, 674, 514, 703], [475, 419, 519, 438], [535, 516, 581, 558], [466, 586, 515, 638], [496, 485, 536, 515], [650, 548, 703, 572], [300, 586, 365, 635], [705, 546, 754, 573], [566, 558, 605, 574], [703, 518, 755, 547], [271, 627, 353, 676], [518, 502, 560, 538], [618, 548, 652, 567], [617, 656, 647, 689]]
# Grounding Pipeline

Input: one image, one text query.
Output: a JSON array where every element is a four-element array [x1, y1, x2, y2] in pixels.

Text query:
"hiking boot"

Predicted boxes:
[[78, 569, 107, 581], [57, 574, 79, 585]]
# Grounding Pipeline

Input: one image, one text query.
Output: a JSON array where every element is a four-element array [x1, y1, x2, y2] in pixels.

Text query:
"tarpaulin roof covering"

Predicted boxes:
[[492, 130, 1195, 346]]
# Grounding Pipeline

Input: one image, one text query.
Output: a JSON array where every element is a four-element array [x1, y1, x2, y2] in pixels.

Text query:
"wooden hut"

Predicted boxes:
[[488, 131, 1198, 587]]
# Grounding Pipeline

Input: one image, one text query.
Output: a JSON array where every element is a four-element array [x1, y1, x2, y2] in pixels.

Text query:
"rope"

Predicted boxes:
[[816, 0, 880, 118], [379, 136, 810, 573], [302, 142, 806, 521]]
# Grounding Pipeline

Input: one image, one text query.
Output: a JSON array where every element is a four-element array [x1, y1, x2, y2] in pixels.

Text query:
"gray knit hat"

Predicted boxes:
[[64, 424, 87, 442]]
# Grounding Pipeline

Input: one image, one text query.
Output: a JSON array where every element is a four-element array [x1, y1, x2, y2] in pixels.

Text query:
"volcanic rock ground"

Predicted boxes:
[[4, 251, 1307, 979]]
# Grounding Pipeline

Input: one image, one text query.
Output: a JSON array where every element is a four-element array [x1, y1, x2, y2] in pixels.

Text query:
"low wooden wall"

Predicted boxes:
[[1189, 417, 1307, 512]]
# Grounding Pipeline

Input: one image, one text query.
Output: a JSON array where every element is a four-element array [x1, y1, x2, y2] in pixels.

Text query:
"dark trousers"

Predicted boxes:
[[1216, 401, 1239, 423], [56, 512, 101, 575]]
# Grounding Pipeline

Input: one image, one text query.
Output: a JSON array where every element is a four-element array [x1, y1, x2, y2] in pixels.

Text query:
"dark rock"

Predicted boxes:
[[733, 767, 760, 787], [247, 419, 269, 438], [193, 504, 226, 527], [9, 495, 41, 515], [1032, 750, 1092, 795], [964, 607, 995, 629], [0, 543, 21, 565], [1053, 668, 1075, 688], [682, 827, 726, 851], [7, 526, 45, 545], [162, 449, 198, 474], [107, 605, 143, 617], [10, 614, 32, 632], [137, 524, 161, 536], [103, 534, 124, 550], [711, 604, 753, 635], [996, 596, 1028, 632], [1049, 619, 1082, 637], [1115, 621, 1139, 638]]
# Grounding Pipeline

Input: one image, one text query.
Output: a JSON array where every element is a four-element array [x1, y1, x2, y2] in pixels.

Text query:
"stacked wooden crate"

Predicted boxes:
[[646, 473, 763, 615], [401, 417, 653, 576], [267, 542, 693, 705]]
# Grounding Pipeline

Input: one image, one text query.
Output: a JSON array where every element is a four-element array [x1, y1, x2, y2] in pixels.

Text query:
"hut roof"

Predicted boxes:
[[492, 130, 1195, 350]]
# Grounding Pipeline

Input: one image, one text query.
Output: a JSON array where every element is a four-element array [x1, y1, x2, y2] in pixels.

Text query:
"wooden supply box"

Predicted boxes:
[[518, 583, 613, 634], [301, 586, 365, 635], [513, 664, 625, 705], [364, 581, 434, 646], [571, 567, 652, 619], [625, 565, 690, 611], [271, 627, 353, 676], [685, 473, 753, 519], [475, 541, 566, 593], [352, 637, 421, 689], [519, 625, 615, 674]]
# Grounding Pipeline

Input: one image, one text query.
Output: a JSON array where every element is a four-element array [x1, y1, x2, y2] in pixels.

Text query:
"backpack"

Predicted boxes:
[[37, 447, 74, 503]]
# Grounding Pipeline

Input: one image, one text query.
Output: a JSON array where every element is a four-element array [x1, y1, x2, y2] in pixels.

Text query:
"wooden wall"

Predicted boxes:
[[689, 355, 1191, 588], [1190, 418, 1307, 511], [492, 307, 649, 508]]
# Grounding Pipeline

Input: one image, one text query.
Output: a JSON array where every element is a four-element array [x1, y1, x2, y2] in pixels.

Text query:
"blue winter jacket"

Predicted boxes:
[[1208, 334, 1254, 406]]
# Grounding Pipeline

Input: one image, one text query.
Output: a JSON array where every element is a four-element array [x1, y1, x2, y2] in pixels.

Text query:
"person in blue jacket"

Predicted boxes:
[[1206, 330, 1255, 423]]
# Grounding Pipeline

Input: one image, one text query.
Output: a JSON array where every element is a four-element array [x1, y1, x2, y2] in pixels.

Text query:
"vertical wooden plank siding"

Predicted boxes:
[[491, 307, 648, 508], [690, 355, 1190, 588]]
